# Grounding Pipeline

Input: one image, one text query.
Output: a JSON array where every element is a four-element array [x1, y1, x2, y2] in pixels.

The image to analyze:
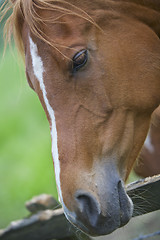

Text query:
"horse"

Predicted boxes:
[[134, 106, 160, 177], [1, 0, 160, 237]]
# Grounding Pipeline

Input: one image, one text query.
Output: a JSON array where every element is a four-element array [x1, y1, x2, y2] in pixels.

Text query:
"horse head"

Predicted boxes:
[[5, 0, 160, 236]]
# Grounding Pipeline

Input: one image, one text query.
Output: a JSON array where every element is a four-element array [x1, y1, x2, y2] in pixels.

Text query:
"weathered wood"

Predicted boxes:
[[25, 194, 60, 213], [0, 209, 69, 240], [0, 208, 91, 240], [126, 174, 160, 217], [0, 175, 160, 240]]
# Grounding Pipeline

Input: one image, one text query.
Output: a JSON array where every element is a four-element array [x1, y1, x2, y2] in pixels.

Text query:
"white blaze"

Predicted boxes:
[[144, 131, 154, 153], [29, 36, 63, 203]]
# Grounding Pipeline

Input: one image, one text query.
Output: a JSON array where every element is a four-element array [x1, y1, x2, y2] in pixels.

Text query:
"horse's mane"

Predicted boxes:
[[1, 0, 99, 57]]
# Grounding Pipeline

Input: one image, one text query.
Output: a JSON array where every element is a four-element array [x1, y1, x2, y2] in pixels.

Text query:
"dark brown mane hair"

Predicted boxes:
[[0, 0, 100, 57]]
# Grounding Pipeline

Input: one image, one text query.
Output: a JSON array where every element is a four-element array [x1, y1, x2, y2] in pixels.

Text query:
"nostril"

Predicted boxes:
[[76, 194, 91, 213], [75, 191, 100, 226]]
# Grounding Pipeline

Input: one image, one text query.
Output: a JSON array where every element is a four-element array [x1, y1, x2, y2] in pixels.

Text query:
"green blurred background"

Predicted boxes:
[[0, 1, 57, 228]]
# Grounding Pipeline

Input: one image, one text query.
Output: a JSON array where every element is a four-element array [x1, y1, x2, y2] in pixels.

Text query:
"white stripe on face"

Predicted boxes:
[[29, 36, 63, 203]]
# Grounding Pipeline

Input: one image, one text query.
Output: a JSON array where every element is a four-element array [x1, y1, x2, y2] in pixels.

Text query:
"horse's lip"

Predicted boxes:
[[64, 209, 122, 237], [64, 211, 90, 234]]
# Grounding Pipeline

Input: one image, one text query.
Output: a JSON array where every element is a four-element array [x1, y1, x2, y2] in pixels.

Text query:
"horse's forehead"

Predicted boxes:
[[38, 9, 93, 41], [23, 0, 160, 58]]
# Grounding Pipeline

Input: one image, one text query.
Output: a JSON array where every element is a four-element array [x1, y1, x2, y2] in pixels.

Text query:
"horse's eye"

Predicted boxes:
[[72, 49, 88, 73]]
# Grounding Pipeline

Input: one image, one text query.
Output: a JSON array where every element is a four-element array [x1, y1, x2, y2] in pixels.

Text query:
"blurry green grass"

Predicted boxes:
[[0, 48, 58, 228]]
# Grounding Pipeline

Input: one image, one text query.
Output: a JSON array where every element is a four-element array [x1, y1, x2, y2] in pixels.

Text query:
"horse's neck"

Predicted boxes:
[[122, 0, 160, 10], [117, 0, 160, 37], [78, 0, 160, 37]]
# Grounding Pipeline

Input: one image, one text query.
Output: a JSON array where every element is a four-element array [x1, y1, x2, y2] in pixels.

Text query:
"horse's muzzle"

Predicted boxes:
[[64, 177, 133, 236]]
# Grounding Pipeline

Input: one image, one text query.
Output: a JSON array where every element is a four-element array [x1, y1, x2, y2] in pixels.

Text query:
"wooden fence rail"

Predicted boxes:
[[0, 174, 160, 240]]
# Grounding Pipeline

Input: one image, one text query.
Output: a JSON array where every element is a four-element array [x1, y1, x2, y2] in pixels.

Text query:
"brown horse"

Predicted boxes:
[[2, 0, 160, 236]]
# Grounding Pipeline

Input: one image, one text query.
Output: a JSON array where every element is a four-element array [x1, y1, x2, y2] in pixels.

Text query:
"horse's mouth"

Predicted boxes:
[[64, 206, 133, 237]]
